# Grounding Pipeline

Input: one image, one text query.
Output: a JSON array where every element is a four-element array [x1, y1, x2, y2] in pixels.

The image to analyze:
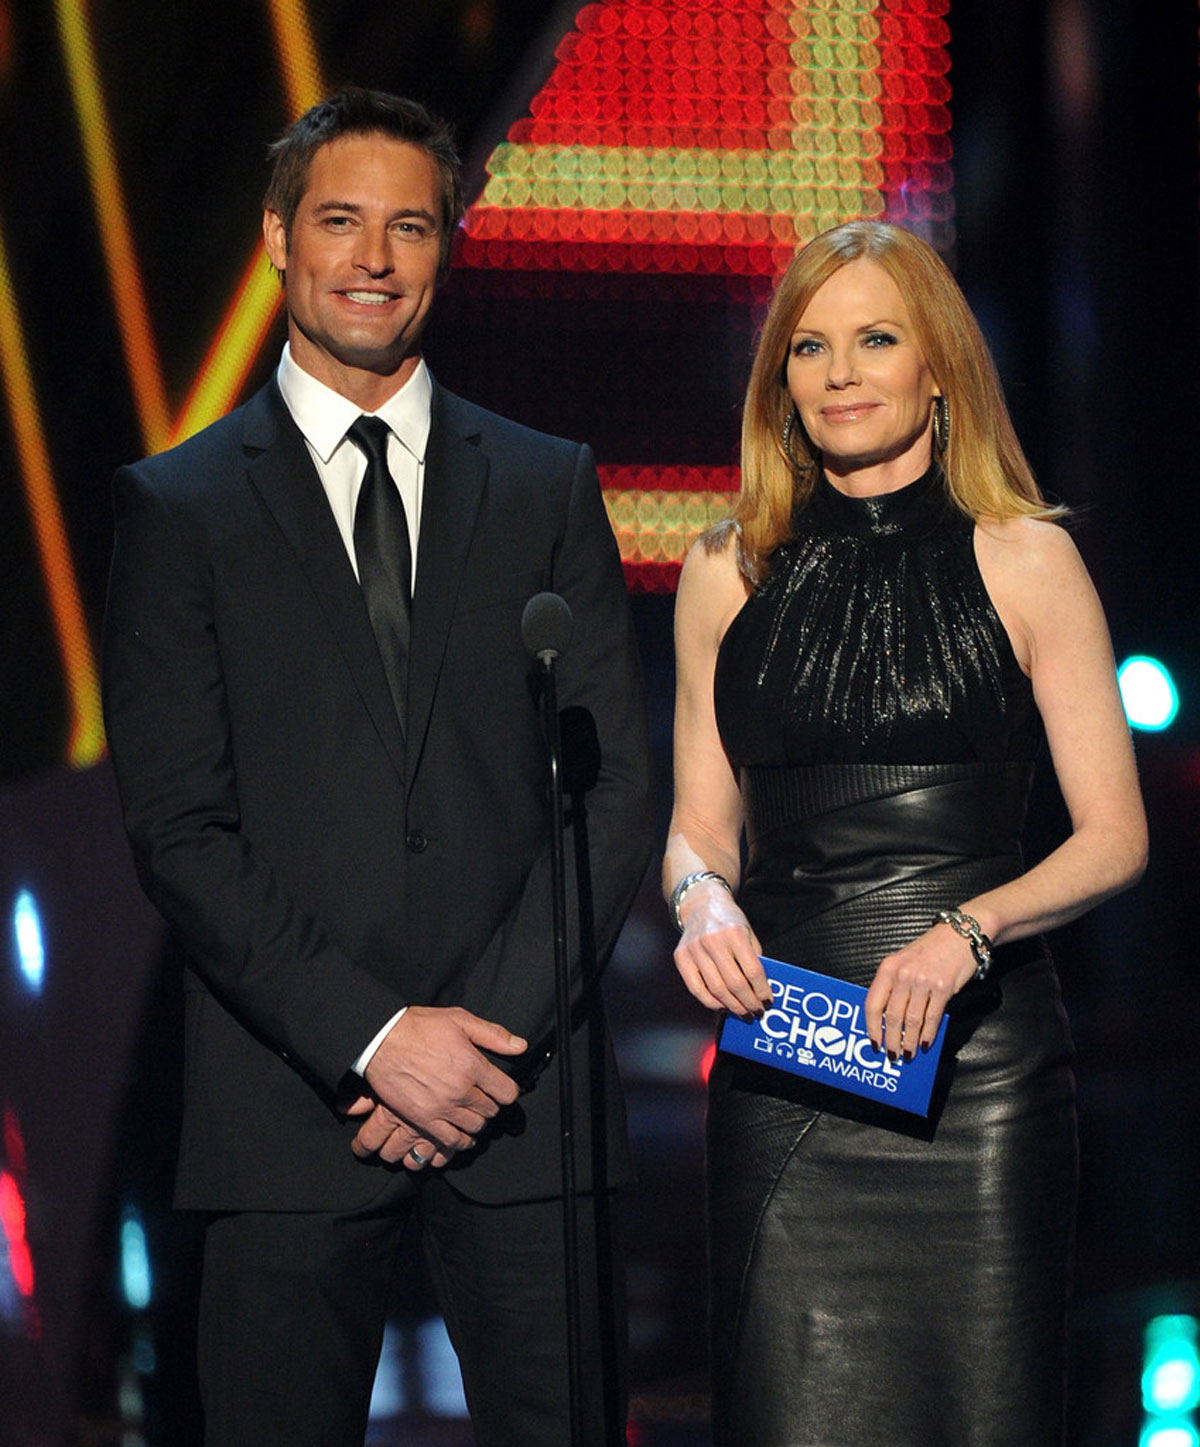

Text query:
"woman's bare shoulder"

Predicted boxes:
[[975, 514, 1104, 670], [677, 523, 752, 642], [974, 513, 1086, 593], [681, 521, 747, 584], [975, 513, 1078, 560]]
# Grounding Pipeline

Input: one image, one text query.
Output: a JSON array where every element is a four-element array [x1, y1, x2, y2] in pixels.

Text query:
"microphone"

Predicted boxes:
[[521, 592, 573, 665]]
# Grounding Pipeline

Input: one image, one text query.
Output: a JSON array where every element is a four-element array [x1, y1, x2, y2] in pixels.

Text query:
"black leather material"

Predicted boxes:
[[707, 764, 1077, 1446], [708, 951, 1077, 1447], [739, 760, 1045, 988]]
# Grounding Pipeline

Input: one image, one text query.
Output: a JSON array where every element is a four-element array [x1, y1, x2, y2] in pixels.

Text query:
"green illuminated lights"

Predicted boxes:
[[1144, 1316, 1200, 1417]]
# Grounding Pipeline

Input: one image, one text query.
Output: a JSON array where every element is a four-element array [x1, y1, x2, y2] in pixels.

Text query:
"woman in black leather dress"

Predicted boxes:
[[664, 221, 1147, 1446]]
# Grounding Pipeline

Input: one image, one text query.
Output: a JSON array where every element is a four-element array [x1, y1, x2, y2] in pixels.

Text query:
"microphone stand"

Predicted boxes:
[[560, 706, 622, 1446], [534, 646, 584, 1447]]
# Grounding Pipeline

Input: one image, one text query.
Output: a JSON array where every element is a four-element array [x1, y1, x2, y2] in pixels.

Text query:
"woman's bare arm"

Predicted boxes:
[[664, 535, 771, 1018]]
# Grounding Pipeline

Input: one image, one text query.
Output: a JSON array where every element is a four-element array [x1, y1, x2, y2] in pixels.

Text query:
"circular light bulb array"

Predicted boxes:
[[461, 0, 954, 276]]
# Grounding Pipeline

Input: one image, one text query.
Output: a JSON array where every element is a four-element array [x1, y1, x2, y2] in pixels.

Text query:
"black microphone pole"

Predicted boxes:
[[521, 592, 583, 1447], [559, 704, 623, 1446]]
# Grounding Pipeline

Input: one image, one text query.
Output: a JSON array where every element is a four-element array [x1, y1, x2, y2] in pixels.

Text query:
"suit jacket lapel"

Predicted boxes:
[[241, 383, 408, 781], [406, 385, 487, 785]]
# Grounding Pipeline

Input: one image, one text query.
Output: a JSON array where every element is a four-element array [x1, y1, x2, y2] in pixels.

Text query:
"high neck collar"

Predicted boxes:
[[807, 465, 946, 539]]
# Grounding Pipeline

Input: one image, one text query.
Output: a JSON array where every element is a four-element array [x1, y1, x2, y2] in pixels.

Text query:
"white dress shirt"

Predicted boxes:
[[275, 343, 431, 591], [274, 345, 432, 1077]]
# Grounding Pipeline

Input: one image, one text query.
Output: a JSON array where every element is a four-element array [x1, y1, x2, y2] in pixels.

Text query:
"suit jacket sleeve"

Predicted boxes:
[[102, 457, 407, 1093], [450, 441, 653, 1063]]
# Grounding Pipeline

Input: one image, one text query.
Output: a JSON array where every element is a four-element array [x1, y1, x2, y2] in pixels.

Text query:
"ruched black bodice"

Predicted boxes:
[[704, 469, 1077, 1447], [715, 465, 1041, 766]]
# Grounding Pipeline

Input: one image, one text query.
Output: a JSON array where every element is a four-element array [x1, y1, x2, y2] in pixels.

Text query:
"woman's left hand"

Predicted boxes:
[[863, 921, 979, 1058]]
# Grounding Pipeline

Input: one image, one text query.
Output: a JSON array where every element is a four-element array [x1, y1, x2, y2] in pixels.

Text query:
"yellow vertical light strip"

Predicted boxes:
[[168, 0, 325, 445], [53, 0, 171, 456], [265, 0, 326, 116], [168, 243, 282, 446], [0, 218, 105, 766]]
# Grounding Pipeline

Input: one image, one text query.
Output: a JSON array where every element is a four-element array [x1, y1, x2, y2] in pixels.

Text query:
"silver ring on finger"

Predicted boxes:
[[409, 1147, 432, 1167]]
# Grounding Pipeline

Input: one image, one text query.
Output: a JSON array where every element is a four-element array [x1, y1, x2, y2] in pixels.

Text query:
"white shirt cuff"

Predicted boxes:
[[352, 1005, 408, 1076]]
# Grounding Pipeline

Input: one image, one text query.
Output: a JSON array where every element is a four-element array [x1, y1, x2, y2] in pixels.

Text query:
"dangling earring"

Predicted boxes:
[[932, 395, 950, 454], [782, 406, 811, 470], [782, 407, 796, 460]]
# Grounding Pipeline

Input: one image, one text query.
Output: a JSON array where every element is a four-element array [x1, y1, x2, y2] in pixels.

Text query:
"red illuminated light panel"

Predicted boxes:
[[461, 0, 952, 589]]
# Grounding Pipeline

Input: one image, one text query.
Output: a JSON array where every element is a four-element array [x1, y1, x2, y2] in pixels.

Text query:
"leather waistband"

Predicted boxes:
[[737, 763, 1043, 986], [742, 761, 1034, 860]]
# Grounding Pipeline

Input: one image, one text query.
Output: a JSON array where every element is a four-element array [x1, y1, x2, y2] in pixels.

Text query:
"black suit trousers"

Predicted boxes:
[[197, 1174, 627, 1447]]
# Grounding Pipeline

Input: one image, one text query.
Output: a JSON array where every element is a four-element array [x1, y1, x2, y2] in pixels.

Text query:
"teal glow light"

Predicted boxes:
[[1143, 1316, 1200, 1414], [120, 1207, 152, 1310], [1139, 1420, 1200, 1447], [12, 891, 44, 994], [1118, 656, 1179, 732]]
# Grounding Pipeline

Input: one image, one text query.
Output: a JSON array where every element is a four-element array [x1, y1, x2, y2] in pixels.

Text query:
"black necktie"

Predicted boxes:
[[348, 415, 412, 728]]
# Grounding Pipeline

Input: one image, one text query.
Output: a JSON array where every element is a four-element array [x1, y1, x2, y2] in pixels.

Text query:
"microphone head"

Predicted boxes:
[[521, 592, 573, 661]]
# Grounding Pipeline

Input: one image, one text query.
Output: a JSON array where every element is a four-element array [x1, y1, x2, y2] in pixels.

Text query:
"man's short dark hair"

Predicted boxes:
[[264, 88, 465, 279]]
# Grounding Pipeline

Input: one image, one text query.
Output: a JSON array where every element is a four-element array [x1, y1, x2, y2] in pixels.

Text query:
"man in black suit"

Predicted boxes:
[[102, 89, 652, 1446]]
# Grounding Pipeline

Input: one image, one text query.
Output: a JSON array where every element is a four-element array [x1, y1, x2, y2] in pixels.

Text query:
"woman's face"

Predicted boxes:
[[785, 258, 940, 492]]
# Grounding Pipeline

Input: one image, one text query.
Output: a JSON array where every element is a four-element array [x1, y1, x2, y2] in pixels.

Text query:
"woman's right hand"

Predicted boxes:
[[673, 878, 772, 1019]]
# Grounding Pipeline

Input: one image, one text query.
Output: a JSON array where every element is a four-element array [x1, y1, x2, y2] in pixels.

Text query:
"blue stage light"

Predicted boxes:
[[12, 891, 44, 995], [1139, 1421, 1200, 1447], [368, 1317, 468, 1420], [120, 1206, 153, 1310], [1143, 1316, 1200, 1415], [418, 1317, 469, 1417], [1119, 656, 1180, 732]]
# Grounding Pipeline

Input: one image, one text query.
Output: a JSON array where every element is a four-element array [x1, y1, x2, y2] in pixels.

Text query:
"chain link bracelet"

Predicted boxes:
[[935, 908, 994, 981]]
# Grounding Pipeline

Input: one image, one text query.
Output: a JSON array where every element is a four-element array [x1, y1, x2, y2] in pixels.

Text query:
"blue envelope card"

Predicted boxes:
[[718, 956, 948, 1117]]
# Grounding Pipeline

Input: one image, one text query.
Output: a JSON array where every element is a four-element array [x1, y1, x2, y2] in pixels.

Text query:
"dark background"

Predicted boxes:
[[1, 2, 1197, 1443]]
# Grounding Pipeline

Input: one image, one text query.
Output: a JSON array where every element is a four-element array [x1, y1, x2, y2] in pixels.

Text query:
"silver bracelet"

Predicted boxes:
[[669, 870, 732, 933], [935, 908, 994, 981]]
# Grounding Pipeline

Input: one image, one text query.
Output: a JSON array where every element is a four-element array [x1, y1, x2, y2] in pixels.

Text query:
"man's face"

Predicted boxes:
[[263, 132, 444, 406]]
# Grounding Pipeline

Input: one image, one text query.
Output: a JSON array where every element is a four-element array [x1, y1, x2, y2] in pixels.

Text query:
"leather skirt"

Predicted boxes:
[[708, 763, 1078, 1446]]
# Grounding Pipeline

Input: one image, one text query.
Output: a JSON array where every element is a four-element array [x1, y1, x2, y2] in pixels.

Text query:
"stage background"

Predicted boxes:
[[1, 2, 1197, 1443]]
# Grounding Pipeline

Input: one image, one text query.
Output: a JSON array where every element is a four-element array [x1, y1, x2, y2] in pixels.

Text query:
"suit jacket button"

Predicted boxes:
[[406, 831, 428, 853]]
